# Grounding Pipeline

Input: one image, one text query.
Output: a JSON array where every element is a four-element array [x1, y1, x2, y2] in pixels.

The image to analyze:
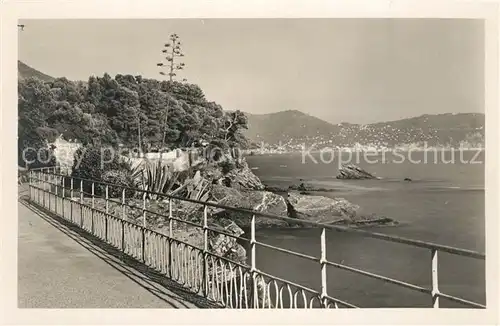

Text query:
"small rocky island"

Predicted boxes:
[[336, 163, 381, 180]]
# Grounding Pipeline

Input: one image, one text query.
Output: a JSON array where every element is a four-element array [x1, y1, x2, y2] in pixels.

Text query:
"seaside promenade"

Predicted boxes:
[[17, 188, 215, 308], [16, 172, 486, 309]]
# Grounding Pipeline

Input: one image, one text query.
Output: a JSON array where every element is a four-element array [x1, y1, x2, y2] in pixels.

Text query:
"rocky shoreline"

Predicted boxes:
[[73, 153, 397, 307]]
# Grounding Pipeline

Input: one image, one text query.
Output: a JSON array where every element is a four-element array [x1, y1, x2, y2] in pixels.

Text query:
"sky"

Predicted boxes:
[[19, 19, 484, 124]]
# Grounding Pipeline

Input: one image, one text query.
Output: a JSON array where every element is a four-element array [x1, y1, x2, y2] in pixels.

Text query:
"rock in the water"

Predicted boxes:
[[210, 185, 289, 228], [288, 182, 312, 192], [263, 185, 289, 192], [336, 163, 379, 180], [286, 192, 360, 224], [288, 183, 336, 192]]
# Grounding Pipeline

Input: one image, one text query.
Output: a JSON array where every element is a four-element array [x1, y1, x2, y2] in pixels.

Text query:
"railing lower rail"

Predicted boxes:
[[25, 167, 486, 309]]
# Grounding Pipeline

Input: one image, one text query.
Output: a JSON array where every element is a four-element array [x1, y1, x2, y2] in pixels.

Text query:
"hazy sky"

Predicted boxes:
[[19, 19, 484, 124]]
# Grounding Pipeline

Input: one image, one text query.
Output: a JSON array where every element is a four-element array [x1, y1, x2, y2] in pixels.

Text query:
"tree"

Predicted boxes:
[[157, 33, 188, 154], [18, 77, 58, 167], [109, 86, 142, 148], [157, 33, 186, 82], [219, 110, 248, 146], [18, 71, 251, 160]]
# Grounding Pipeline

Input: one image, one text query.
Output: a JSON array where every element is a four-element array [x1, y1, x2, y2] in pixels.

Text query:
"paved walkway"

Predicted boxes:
[[18, 194, 215, 308]]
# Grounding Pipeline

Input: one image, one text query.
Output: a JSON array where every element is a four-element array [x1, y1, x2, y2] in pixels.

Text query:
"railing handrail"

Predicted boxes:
[[21, 166, 59, 171], [35, 168, 485, 260]]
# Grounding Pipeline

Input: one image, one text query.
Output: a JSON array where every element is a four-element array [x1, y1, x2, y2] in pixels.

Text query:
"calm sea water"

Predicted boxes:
[[245, 151, 485, 308]]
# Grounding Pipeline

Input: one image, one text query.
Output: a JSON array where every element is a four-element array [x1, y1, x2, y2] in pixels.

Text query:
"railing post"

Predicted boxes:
[[80, 180, 84, 204], [320, 228, 333, 308], [34, 170, 37, 203], [142, 192, 147, 228], [47, 171, 52, 212], [122, 188, 126, 220], [40, 170, 43, 205], [431, 249, 440, 308], [250, 214, 257, 308], [105, 185, 109, 241], [91, 182, 95, 234], [32, 170, 36, 200], [53, 172, 58, 212], [80, 180, 84, 227], [29, 170, 33, 196], [121, 188, 126, 252], [202, 205, 208, 297], [105, 185, 109, 213], [47, 171, 51, 208], [166, 198, 174, 278], [36, 171, 39, 201], [141, 192, 146, 263], [40, 170, 43, 204], [61, 175, 65, 219], [31, 170, 35, 200], [28, 170, 32, 200], [57, 174, 60, 213], [70, 177, 74, 223], [43, 172, 46, 208], [52, 171, 55, 211]]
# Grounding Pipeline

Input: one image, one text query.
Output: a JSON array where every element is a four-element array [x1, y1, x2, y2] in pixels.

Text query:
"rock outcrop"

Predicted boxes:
[[285, 192, 397, 227], [210, 185, 289, 228], [286, 192, 360, 224], [200, 159, 265, 191], [336, 163, 380, 180], [222, 160, 265, 190], [208, 219, 247, 263]]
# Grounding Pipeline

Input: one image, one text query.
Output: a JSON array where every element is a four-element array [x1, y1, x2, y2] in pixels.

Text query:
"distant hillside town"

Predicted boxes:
[[244, 110, 484, 153]]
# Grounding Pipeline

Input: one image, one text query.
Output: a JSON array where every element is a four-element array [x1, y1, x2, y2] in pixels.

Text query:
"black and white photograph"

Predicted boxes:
[[2, 0, 499, 324]]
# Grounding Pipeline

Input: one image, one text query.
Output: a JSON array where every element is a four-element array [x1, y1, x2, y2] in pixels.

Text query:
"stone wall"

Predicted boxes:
[[50, 135, 82, 173]]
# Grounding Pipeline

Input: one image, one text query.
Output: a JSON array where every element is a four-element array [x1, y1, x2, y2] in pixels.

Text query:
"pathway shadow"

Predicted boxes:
[[19, 197, 222, 309]]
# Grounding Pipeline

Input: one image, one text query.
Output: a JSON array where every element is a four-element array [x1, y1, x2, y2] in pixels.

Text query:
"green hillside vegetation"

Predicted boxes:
[[18, 67, 248, 168]]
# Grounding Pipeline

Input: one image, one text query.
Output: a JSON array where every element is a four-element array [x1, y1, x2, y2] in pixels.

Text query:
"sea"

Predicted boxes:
[[244, 150, 485, 308]]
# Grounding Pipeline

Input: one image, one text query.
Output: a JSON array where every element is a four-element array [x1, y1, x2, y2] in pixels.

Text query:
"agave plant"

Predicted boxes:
[[120, 158, 142, 188], [167, 170, 212, 219], [185, 171, 210, 202], [140, 159, 183, 200]]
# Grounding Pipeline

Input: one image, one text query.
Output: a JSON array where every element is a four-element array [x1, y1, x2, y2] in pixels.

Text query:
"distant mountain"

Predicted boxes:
[[18, 60, 55, 82], [244, 110, 485, 149], [244, 110, 336, 143]]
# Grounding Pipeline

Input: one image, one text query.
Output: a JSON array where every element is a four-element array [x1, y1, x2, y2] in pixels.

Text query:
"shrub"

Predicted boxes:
[[102, 169, 137, 198], [68, 145, 130, 196], [18, 133, 57, 169], [218, 159, 236, 175]]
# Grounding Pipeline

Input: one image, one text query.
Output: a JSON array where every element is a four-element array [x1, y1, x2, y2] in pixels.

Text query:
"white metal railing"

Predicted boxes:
[[25, 166, 486, 309]]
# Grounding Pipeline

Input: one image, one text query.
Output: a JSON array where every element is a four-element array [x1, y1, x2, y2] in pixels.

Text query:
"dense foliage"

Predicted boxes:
[[18, 74, 249, 167], [67, 145, 136, 197]]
